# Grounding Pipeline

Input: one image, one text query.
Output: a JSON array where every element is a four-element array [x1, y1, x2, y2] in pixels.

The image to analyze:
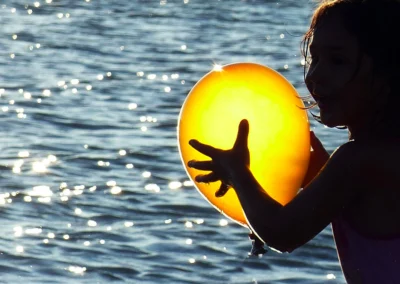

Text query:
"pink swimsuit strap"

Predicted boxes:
[[332, 218, 400, 284]]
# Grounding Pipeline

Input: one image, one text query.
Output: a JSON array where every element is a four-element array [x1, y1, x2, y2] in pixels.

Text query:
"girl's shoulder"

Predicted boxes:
[[341, 138, 400, 237], [334, 138, 400, 162], [361, 138, 398, 181], [329, 138, 400, 186]]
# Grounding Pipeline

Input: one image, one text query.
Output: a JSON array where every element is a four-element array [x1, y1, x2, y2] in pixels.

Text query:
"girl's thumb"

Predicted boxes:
[[310, 131, 324, 152]]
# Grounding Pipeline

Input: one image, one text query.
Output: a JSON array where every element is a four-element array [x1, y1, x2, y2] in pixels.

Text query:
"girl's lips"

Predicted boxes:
[[317, 99, 329, 109], [312, 91, 332, 109]]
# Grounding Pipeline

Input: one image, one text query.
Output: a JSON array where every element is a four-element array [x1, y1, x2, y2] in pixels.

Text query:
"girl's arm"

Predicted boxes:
[[189, 120, 366, 253], [230, 142, 363, 252]]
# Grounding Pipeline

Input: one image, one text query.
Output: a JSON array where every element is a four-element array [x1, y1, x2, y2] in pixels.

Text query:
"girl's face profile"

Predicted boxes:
[[305, 14, 377, 128]]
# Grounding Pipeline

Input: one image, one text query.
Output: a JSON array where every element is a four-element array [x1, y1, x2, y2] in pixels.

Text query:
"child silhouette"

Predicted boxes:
[[188, 0, 400, 282]]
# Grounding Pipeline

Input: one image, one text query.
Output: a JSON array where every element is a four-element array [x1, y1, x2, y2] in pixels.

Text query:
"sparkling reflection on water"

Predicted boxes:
[[0, 0, 348, 283]]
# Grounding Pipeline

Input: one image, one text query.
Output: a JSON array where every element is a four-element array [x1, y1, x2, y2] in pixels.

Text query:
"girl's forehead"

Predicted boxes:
[[311, 15, 358, 50]]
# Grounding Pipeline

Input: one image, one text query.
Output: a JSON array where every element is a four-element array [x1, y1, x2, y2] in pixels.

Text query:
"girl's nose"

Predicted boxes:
[[305, 63, 319, 84], [305, 61, 326, 94], [305, 70, 317, 94]]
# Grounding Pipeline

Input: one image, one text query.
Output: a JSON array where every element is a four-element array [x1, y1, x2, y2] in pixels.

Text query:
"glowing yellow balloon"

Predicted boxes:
[[178, 62, 310, 226]]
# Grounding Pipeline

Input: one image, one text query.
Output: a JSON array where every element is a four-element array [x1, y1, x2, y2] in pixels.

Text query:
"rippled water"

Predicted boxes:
[[0, 1, 349, 283]]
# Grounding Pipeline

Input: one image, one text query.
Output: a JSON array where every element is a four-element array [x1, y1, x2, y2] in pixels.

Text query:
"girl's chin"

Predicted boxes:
[[320, 112, 344, 128]]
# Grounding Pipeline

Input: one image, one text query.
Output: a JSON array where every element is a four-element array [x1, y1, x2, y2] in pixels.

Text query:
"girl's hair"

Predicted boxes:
[[301, 0, 400, 124]]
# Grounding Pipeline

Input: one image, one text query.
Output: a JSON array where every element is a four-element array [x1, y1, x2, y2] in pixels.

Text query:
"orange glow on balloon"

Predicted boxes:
[[178, 63, 310, 226]]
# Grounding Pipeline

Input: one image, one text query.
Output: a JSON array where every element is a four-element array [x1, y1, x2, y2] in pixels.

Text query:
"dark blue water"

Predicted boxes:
[[0, 1, 349, 283]]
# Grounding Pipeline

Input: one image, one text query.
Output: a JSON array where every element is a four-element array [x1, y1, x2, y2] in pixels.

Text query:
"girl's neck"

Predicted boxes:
[[348, 119, 400, 141]]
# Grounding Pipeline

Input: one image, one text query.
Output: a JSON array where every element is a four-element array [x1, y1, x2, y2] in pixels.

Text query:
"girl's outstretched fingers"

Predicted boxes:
[[195, 172, 219, 183], [188, 160, 213, 171], [234, 119, 250, 150], [215, 182, 231, 197], [189, 139, 218, 157]]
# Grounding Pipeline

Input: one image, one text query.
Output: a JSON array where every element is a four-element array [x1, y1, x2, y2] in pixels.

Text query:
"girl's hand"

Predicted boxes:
[[302, 131, 330, 187], [188, 119, 250, 197]]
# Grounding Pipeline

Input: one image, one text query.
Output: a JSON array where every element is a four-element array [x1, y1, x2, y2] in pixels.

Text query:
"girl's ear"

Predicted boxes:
[[370, 74, 391, 114], [371, 72, 390, 101]]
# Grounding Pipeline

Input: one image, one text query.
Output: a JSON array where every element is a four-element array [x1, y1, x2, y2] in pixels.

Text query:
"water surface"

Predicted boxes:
[[0, 1, 348, 283]]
